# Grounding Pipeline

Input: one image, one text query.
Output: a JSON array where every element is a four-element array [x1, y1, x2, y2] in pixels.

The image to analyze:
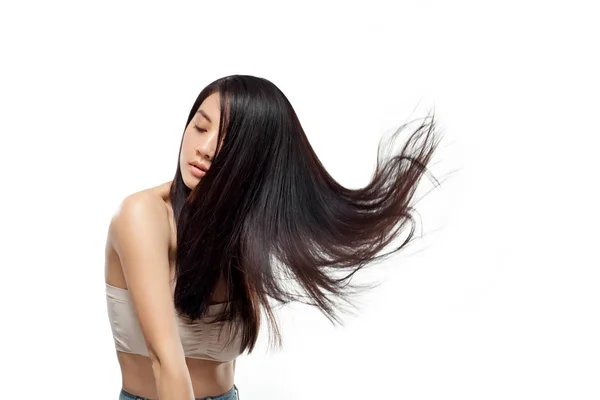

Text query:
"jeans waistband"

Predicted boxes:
[[119, 384, 238, 400]]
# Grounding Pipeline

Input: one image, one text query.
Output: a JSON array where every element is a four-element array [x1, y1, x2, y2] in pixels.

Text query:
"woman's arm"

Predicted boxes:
[[110, 192, 194, 400]]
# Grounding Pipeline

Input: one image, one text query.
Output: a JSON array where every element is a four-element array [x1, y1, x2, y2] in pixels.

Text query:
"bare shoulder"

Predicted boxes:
[[108, 182, 172, 250]]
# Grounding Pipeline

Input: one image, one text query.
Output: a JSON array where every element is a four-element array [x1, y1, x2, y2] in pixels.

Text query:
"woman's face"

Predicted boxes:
[[179, 92, 222, 189]]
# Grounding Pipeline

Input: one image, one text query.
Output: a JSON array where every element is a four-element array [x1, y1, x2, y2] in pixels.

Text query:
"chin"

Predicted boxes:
[[182, 176, 197, 190], [182, 172, 201, 190]]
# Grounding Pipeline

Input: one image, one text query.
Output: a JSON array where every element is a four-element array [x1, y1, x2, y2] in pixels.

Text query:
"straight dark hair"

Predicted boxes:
[[169, 74, 443, 355]]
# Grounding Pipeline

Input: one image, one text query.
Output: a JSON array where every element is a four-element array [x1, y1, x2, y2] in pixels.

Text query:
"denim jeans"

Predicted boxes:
[[119, 384, 239, 400]]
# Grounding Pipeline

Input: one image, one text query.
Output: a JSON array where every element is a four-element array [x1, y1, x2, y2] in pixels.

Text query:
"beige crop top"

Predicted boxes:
[[105, 283, 244, 362]]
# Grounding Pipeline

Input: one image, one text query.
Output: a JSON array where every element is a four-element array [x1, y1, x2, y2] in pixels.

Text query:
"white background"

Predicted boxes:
[[1, 1, 598, 399]]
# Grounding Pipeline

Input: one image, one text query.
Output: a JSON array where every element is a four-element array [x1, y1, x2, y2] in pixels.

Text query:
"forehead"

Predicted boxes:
[[197, 92, 221, 123]]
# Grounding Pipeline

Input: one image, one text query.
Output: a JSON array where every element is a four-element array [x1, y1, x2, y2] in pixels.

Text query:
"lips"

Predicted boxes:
[[190, 164, 206, 178], [190, 161, 208, 172]]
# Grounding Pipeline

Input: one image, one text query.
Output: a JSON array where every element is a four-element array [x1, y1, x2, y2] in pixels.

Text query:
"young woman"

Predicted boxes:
[[104, 74, 441, 400]]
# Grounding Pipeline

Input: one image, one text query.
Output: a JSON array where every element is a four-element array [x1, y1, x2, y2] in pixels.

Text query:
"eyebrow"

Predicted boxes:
[[197, 109, 212, 124]]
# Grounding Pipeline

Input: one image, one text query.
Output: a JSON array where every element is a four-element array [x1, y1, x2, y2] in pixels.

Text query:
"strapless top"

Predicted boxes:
[[105, 283, 243, 362]]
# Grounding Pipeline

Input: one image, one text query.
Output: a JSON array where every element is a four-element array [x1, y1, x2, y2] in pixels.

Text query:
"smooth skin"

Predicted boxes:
[[105, 92, 235, 399]]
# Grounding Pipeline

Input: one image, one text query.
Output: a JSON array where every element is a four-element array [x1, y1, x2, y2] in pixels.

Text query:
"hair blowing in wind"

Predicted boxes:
[[169, 75, 443, 355]]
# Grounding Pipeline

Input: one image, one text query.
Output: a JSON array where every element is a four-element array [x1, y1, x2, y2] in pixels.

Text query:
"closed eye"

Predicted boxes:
[[195, 126, 206, 133]]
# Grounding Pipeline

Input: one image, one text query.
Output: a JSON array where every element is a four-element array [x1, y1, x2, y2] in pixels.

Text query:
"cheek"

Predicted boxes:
[[180, 130, 194, 156]]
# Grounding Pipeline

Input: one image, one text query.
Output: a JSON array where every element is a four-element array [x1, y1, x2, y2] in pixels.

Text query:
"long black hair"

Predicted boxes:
[[169, 74, 443, 355]]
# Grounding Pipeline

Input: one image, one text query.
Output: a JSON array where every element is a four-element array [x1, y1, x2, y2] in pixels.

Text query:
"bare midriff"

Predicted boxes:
[[117, 351, 235, 399]]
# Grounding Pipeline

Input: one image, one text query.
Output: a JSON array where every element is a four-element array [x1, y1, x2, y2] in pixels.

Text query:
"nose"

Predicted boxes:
[[195, 131, 219, 161]]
